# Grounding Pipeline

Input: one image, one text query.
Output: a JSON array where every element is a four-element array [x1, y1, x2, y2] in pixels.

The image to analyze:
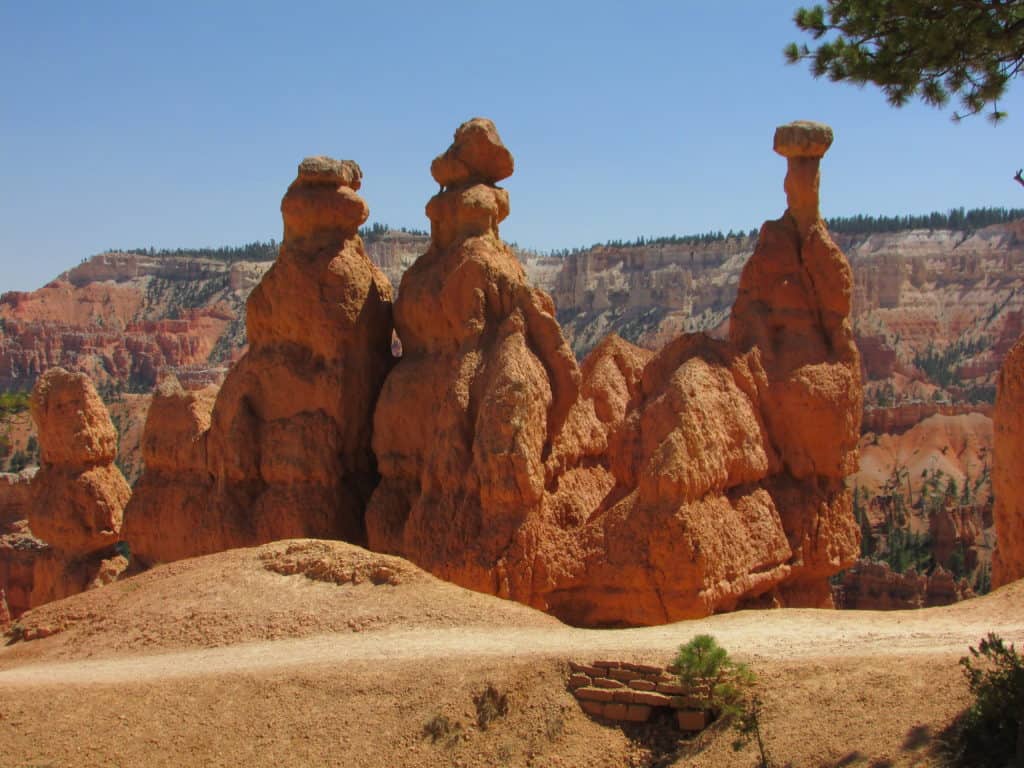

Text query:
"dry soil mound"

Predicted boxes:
[[0, 539, 560, 665]]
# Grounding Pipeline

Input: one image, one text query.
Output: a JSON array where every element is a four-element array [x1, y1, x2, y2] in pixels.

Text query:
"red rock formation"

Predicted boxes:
[[728, 121, 862, 607], [930, 504, 982, 568], [123, 156, 395, 564], [0, 368, 130, 618], [0, 471, 45, 620], [857, 334, 898, 381], [835, 559, 973, 610], [29, 368, 130, 555], [120, 378, 218, 563], [367, 118, 583, 590], [993, 335, 1024, 587], [367, 118, 861, 625], [0, 530, 57, 621]]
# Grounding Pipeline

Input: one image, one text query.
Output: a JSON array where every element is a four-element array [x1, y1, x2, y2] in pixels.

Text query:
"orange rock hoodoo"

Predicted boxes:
[[29, 368, 130, 556], [122, 157, 394, 564], [0, 368, 131, 617], [366, 118, 862, 625], [992, 335, 1024, 587]]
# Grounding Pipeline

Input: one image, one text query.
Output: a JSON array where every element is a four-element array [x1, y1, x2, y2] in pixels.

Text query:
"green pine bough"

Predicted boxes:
[[786, 1, 1024, 124]]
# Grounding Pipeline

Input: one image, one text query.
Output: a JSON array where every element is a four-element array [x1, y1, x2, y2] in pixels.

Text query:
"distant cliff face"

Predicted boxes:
[[18, 221, 1019, 415], [0, 235, 551, 399], [551, 221, 1024, 411], [0, 254, 271, 395]]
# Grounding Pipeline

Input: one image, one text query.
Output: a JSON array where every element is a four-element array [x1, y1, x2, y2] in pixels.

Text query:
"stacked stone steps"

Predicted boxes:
[[568, 660, 712, 731]]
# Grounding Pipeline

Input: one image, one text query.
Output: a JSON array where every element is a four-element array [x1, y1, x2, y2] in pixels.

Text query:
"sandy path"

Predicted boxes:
[[4, 601, 1021, 687]]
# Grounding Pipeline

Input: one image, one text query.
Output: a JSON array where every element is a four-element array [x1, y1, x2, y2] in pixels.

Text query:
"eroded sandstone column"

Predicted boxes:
[[775, 120, 832, 232], [730, 121, 862, 606], [123, 157, 395, 564], [0, 368, 132, 615], [119, 376, 218, 563], [0, 588, 11, 631], [29, 368, 129, 556], [366, 118, 582, 592]]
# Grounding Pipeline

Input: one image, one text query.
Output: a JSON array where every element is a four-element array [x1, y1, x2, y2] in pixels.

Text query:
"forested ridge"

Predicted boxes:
[[101, 207, 1024, 263]]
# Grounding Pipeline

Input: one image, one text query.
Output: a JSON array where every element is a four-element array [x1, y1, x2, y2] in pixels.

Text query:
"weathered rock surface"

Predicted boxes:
[[367, 118, 861, 625], [993, 336, 1024, 587], [0, 529, 54, 620], [860, 402, 992, 436], [930, 504, 983, 570], [855, 413, 993, 500], [123, 156, 395, 565]]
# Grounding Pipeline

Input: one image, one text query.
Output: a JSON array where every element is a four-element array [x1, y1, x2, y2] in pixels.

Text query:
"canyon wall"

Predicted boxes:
[[0, 258, 265, 394]]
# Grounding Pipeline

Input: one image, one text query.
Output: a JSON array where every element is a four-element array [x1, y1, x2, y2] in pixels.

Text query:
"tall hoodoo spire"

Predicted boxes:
[[774, 120, 833, 233]]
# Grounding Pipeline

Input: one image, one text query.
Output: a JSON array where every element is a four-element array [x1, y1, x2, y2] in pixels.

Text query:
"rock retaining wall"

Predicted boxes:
[[568, 660, 711, 731]]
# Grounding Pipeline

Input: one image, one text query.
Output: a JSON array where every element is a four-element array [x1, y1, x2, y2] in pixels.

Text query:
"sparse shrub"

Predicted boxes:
[[672, 634, 754, 718], [473, 684, 509, 730], [945, 633, 1024, 767], [422, 713, 462, 746]]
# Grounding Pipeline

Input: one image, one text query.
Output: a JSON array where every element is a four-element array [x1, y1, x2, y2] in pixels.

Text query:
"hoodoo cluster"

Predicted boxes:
[[14, 116, 1020, 627], [361, 117, 862, 624]]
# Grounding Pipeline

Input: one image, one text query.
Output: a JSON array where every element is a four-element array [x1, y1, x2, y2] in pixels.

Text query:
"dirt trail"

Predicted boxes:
[[3, 598, 1021, 688]]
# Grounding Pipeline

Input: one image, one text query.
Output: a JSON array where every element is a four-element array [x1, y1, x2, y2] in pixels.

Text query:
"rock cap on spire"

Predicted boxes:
[[430, 117, 514, 187], [773, 121, 833, 159], [297, 156, 363, 190]]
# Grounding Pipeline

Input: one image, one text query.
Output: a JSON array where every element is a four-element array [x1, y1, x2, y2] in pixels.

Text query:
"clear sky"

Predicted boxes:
[[2, 1, 1022, 291]]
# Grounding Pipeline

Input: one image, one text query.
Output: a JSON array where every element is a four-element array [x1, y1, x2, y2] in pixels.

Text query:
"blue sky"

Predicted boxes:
[[2, 1, 1022, 291]]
